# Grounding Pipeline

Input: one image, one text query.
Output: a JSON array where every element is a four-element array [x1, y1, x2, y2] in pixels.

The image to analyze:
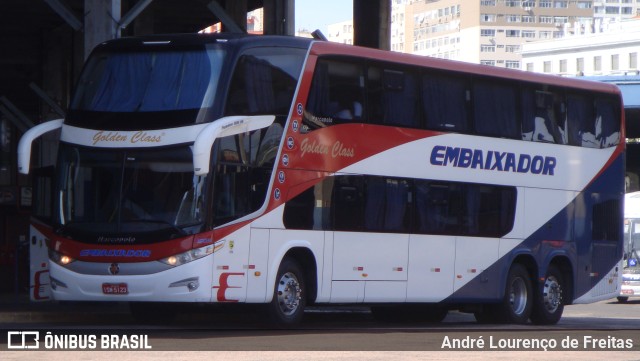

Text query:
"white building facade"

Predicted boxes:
[[521, 19, 640, 76]]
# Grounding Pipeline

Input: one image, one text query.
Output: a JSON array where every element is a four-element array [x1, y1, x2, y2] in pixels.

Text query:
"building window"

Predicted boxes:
[[481, 45, 496, 52], [522, 15, 535, 23], [506, 29, 521, 37], [481, 14, 497, 22], [577, 57, 584, 73], [506, 0, 522, 6], [481, 60, 496, 66], [554, 1, 568, 8], [539, 31, 552, 39], [506, 61, 520, 69], [539, 16, 553, 24], [481, 0, 496, 5], [507, 14, 521, 22], [481, 29, 496, 37], [505, 45, 521, 52], [522, 30, 536, 38], [612, 54, 619, 71], [559, 59, 567, 73], [630, 52, 637, 69], [522, 1, 536, 7], [540, 0, 552, 8], [594, 56, 602, 72], [526, 63, 534, 72], [554, 16, 569, 24], [543, 61, 552, 73], [577, 1, 592, 9]]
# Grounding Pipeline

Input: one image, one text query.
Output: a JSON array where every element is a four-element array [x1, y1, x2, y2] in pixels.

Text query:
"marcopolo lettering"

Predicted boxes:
[[79, 249, 152, 258], [430, 145, 557, 176]]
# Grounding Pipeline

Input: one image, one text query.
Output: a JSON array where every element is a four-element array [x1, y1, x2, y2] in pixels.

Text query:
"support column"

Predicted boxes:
[[263, 0, 295, 35], [84, 0, 121, 59], [225, 0, 247, 33], [353, 0, 390, 50]]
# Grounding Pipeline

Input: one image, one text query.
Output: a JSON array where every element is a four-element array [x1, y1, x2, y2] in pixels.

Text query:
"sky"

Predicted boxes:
[[295, 0, 353, 33]]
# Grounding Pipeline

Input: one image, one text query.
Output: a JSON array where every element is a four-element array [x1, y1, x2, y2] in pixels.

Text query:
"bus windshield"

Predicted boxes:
[[68, 45, 226, 129], [55, 143, 205, 242]]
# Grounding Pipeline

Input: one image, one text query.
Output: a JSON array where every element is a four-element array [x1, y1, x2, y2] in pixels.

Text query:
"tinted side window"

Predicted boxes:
[[522, 89, 567, 144], [595, 97, 621, 148], [364, 177, 411, 232], [592, 198, 621, 241], [305, 59, 365, 131], [566, 94, 596, 147], [414, 181, 515, 237], [422, 73, 469, 132], [225, 48, 305, 116], [332, 176, 365, 231], [473, 80, 519, 139], [367, 67, 421, 128], [212, 123, 283, 226]]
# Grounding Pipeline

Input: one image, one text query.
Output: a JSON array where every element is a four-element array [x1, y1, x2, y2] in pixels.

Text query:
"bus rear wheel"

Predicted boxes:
[[265, 258, 306, 326], [489, 263, 533, 324], [530, 264, 564, 325]]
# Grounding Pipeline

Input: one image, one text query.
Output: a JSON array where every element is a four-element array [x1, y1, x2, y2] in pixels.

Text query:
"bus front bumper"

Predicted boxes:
[[48, 255, 214, 302]]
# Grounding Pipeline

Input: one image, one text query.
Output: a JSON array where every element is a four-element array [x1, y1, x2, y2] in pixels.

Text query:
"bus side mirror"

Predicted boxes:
[[18, 119, 64, 175], [192, 115, 274, 176]]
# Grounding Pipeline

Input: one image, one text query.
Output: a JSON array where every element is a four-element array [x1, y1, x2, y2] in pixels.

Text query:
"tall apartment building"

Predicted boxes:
[[594, 0, 640, 20], [405, 0, 595, 69]]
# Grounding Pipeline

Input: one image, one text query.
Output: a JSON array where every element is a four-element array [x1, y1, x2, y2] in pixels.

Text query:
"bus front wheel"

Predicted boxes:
[[266, 258, 306, 326], [530, 264, 564, 325]]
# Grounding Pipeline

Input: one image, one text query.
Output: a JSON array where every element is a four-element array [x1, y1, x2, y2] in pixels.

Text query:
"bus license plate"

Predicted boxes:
[[102, 283, 128, 295]]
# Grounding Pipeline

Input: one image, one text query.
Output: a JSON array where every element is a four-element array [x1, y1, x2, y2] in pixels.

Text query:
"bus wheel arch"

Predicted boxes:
[[475, 259, 534, 324], [265, 247, 317, 326]]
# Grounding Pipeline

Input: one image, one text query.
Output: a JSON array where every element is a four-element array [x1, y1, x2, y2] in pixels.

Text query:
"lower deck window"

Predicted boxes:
[[284, 175, 516, 238]]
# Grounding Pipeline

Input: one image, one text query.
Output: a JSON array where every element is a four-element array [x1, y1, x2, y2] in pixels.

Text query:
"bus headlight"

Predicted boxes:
[[49, 249, 75, 266], [159, 244, 214, 267]]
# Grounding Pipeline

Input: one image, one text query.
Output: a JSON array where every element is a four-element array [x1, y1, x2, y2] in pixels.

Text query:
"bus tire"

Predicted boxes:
[[266, 257, 306, 326], [530, 264, 564, 325], [495, 263, 533, 324], [617, 296, 629, 303]]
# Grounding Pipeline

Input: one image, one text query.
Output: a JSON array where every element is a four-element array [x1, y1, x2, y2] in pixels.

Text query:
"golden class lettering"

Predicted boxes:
[[300, 138, 354, 159], [92, 131, 163, 145]]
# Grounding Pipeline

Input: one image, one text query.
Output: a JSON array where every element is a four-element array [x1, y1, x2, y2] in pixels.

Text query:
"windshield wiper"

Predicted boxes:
[[127, 219, 189, 236]]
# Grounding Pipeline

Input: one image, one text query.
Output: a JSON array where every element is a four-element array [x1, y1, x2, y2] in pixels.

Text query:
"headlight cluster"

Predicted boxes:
[[49, 249, 75, 266], [159, 244, 214, 267]]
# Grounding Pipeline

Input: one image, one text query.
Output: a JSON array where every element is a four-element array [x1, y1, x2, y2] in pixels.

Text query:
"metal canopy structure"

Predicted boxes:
[[0, 0, 264, 126]]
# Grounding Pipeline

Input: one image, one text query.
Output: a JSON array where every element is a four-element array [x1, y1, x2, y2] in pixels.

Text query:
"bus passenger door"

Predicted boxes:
[[246, 228, 269, 302]]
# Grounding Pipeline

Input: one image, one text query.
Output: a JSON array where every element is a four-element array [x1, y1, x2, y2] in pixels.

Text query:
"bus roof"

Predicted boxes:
[[309, 41, 622, 96], [90, 32, 315, 54]]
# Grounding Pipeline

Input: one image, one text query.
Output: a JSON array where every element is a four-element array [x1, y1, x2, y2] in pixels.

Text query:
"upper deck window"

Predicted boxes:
[[225, 47, 306, 116], [68, 45, 226, 129], [73, 48, 224, 112]]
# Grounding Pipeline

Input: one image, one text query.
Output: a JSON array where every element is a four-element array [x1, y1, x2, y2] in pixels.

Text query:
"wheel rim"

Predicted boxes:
[[276, 271, 302, 316], [541, 275, 562, 313], [509, 276, 528, 316]]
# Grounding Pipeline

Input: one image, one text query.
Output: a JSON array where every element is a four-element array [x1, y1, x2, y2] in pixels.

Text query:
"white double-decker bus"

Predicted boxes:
[[19, 33, 624, 325]]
